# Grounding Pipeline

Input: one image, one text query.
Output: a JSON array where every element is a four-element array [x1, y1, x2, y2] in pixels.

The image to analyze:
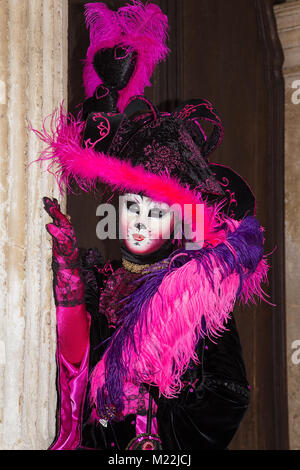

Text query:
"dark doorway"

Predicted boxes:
[[67, 0, 288, 449]]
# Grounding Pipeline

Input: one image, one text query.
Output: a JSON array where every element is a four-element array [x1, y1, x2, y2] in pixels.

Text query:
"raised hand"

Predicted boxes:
[[43, 197, 84, 307], [43, 197, 79, 267]]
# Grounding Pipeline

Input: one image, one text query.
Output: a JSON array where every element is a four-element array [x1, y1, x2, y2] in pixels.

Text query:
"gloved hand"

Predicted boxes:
[[43, 197, 85, 307]]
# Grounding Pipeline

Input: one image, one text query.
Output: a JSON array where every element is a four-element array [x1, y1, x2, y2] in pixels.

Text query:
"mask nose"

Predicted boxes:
[[135, 222, 146, 231]]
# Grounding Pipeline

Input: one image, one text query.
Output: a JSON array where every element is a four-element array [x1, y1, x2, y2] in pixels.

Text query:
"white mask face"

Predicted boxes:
[[119, 193, 175, 255]]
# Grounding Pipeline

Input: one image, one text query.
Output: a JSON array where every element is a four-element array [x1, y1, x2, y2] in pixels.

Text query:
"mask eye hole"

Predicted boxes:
[[148, 208, 166, 218], [127, 201, 140, 214]]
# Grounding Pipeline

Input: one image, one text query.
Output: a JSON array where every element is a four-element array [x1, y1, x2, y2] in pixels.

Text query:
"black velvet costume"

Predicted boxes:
[[77, 250, 250, 451]]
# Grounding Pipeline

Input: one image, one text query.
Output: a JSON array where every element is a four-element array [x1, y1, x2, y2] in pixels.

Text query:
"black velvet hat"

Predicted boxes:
[[81, 96, 255, 220]]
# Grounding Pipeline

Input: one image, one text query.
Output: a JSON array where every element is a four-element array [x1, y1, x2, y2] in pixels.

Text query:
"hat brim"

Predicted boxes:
[[33, 106, 232, 248]]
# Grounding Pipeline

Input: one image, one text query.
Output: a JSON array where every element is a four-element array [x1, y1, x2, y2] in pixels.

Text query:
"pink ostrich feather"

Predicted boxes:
[[125, 257, 241, 395], [89, 229, 271, 411], [83, 1, 169, 111], [239, 257, 271, 306]]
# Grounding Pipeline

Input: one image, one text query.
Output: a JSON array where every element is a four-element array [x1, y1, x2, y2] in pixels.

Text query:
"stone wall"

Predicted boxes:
[[275, 0, 300, 451], [0, 0, 68, 450]]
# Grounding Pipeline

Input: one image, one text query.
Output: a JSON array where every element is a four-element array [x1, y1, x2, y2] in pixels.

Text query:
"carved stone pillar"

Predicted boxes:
[[0, 0, 68, 450], [275, 0, 300, 450]]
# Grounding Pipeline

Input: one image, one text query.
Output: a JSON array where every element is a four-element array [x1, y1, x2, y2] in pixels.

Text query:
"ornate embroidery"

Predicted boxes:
[[143, 138, 185, 174], [84, 113, 111, 149], [219, 176, 230, 188], [174, 101, 221, 123], [96, 260, 114, 276], [195, 176, 224, 195], [174, 103, 207, 120], [98, 266, 144, 327], [108, 117, 136, 156], [178, 126, 206, 167], [95, 85, 110, 100], [225, 190, 238, 218]]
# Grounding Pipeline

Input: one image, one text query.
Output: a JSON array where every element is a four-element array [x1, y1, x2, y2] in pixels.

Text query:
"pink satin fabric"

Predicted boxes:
[[56, 304, 90, 364], [50, 304, 159, 450], [49, 305, 91, 450], [135, 393, 158, 436]]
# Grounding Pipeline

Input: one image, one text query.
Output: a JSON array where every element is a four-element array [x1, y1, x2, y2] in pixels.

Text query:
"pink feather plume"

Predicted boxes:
[[83, 1, 169, 111]]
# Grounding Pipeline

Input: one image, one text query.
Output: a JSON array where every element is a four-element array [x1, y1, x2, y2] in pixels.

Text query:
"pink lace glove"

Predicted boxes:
[[43, 197, 90, 364], [43, 197, 85, 307]]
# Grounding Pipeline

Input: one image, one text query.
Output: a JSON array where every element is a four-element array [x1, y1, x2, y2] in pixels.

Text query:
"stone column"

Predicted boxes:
[[275, 0, 300, 451], [0, 0, 68, 450]]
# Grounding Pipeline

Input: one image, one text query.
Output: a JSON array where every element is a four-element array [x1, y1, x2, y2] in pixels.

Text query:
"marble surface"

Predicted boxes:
[[0, 0, 67, 450]]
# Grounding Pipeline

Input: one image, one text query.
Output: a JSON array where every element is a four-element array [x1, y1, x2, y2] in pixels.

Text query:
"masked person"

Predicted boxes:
[[34, 1, 270, 451]]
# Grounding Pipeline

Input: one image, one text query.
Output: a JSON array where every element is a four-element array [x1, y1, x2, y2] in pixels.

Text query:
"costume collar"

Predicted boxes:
[[122, 257, 169, 274]]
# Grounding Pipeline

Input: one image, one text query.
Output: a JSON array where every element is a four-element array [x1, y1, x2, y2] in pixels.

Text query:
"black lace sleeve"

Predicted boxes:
[[80, 247, 106, 314]]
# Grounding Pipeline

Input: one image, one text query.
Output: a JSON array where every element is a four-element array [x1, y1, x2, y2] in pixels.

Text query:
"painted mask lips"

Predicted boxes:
[[133, 234, 145, 241]]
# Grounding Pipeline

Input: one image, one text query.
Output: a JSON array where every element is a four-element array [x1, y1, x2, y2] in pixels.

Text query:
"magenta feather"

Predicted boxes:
[[89, 227, 270, 416], [83, 1, 169, 111]]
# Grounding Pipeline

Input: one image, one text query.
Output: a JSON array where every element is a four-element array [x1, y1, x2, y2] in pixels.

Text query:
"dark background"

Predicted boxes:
[[68, 0, 289, 449]]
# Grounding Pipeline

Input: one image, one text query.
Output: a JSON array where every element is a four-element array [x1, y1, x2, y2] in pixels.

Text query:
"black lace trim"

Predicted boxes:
[[51, 258, 86, 307]]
